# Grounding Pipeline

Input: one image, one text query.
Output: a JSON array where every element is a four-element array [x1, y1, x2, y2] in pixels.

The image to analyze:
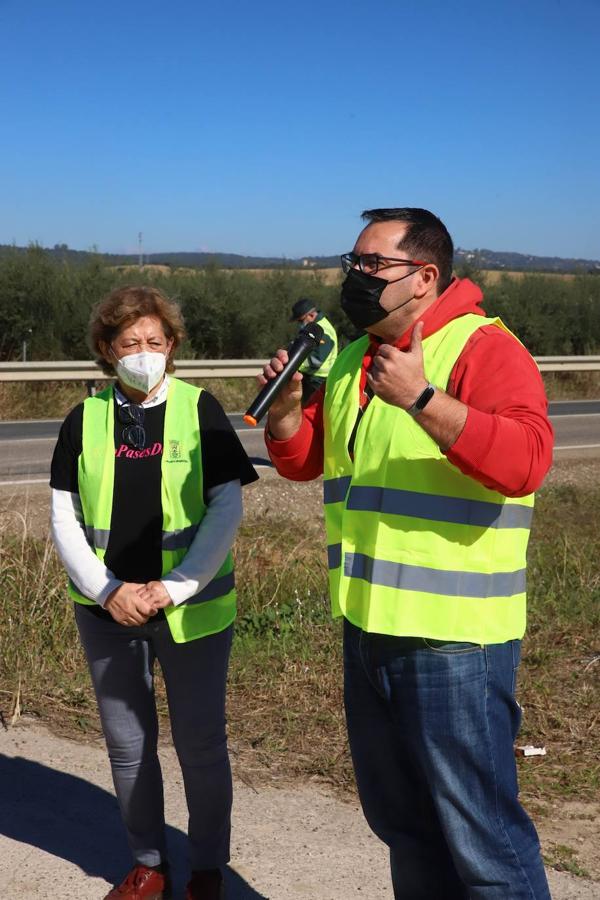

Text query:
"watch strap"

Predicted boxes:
[[407, 383, 436, 417]]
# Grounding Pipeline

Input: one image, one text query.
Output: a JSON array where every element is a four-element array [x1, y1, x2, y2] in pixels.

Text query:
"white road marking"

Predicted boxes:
[[0, 436, 56, 444], [550, 413, 600, 419], [554, 444, 600, 451], [0, 477, 48, 486]]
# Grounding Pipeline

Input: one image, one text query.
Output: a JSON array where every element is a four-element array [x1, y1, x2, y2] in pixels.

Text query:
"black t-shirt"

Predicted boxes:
[[51, 389, 258, 588]]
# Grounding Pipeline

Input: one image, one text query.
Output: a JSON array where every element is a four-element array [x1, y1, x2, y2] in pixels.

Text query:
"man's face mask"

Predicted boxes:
[[340, 267, 420, 331]]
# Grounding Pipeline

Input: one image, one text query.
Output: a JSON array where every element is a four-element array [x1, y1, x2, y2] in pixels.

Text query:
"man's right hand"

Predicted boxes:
[[259, 349, 303, 439], [104, 583, 156, 626]]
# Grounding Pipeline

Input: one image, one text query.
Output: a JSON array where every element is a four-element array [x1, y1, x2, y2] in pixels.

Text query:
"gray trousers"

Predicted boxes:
[[75, 605, 233, 871]]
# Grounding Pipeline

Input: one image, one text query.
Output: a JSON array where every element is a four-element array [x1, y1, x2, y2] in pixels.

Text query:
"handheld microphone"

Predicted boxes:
[[243, 322, 324, 426]]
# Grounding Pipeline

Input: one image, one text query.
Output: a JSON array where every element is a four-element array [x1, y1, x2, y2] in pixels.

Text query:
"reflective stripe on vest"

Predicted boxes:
[[345, 486, 534, 529], [323, 314, 534, 644], [343, 552, 526, 598], [84, 522, 223, 552], [299, 314, 338, 377], [69, 377, 236, 642]]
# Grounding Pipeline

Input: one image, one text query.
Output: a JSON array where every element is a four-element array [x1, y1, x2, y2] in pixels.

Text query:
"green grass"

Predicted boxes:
[[543, 843, 590, 878], [1, 481, 599, 803]]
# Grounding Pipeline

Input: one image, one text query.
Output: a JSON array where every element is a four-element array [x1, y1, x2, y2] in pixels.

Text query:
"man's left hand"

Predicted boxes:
[[367, 321, 428, 410], [138, 580, 173, 610]]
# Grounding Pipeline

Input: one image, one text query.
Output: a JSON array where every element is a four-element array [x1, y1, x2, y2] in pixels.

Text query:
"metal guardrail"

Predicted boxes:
[[0, 360, 266, 382], [535, 356, 600, 372], [0, 356, 599, 383]]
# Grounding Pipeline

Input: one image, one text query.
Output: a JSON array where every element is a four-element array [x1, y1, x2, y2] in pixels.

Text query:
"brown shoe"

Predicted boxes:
[[104, 864, 171, 899], [185, 869, 224, 900]]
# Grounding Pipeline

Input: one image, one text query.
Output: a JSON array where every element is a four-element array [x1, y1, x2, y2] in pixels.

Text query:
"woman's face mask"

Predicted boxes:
[[340, 267, 420, 331], [111, 348, 167, 394]]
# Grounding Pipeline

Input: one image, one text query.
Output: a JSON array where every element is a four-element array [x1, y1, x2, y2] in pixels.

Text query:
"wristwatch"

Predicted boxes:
[[407, 383, 436, 417]]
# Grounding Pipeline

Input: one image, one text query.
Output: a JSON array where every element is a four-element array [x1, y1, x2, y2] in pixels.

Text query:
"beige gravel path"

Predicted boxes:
[[1, 720, 598, 899]]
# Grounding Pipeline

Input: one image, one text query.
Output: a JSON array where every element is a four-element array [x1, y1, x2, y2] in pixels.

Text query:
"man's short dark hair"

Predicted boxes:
[[361, 208, 454, 293]]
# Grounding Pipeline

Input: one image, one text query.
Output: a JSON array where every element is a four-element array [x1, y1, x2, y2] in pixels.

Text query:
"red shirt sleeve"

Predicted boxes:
[[445, 326, 554, 496], [265, 385, 325, 480]]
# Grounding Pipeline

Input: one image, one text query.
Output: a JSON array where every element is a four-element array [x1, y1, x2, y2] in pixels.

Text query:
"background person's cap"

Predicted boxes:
[[290, 297, 317, 322]]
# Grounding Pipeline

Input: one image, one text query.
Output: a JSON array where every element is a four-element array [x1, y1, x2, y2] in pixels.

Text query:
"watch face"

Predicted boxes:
[[416, 386, 435, 409], [409, 384, 435, 416]]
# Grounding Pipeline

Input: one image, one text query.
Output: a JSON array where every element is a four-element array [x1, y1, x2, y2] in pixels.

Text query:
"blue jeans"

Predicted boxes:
[[343, 619, 550, 899]]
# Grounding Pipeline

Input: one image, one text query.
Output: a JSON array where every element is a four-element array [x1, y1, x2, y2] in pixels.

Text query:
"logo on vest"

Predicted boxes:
[[166, 439, 187, 463], [115, 442, 163, 460]]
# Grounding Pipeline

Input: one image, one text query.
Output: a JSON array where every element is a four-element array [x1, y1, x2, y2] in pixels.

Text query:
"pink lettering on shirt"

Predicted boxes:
[[114, 442, 163, 459]]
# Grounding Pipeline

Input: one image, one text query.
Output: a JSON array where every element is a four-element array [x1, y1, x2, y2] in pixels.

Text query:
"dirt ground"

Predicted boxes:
[[1, 719, 599, 899]]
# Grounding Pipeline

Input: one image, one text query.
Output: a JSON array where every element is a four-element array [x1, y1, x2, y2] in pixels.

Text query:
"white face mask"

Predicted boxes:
[[112, 348, 167, 395]]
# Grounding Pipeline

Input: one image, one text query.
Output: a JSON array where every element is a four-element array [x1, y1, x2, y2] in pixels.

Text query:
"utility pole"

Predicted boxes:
[[138, 232, 143, 270]]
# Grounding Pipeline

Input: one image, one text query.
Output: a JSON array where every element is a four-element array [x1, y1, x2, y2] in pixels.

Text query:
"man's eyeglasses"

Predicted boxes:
[[117, 402, 146, 450], [340, 252, 426, 275]]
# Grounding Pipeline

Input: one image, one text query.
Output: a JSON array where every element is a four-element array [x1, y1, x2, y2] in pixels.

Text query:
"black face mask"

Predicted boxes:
[[340, 267, 418, 331]]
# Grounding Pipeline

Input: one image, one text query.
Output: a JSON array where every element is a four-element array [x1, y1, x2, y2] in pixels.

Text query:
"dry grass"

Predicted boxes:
[[1, 463, 598, 808], [0, 366, 598, 423], [227, 513, 350, 785], [515, 478, 600, 809], [481, 269, 577, 284], [113, 266, 578, 286], [111, 264, 345, 284], [0, 377, 257, 420], [0, 382, 101, 421], [542, 371, 600, 400]]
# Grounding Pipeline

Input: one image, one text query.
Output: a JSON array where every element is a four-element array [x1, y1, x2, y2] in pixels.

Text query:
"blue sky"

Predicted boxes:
[[1, 0, 599, 259]]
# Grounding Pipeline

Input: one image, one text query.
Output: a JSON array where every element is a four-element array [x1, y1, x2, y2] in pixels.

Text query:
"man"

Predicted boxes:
[[289, 297, 338, 404], [262, 209, 553, 899]]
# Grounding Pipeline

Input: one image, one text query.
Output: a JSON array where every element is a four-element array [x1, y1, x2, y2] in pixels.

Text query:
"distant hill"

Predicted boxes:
[[453, 247, 600, 274], [0, 244, 291, 269], [301, 248, 600, 274], [1, 242, 599, 274]]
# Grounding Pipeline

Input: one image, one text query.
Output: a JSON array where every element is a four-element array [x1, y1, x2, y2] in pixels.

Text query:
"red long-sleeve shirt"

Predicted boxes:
[[266, 278, 554, 498]]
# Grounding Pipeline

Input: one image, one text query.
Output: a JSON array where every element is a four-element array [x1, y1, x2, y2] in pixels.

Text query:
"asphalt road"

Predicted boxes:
[[0, 413, 271, 485], [0, 400, 598, 486]]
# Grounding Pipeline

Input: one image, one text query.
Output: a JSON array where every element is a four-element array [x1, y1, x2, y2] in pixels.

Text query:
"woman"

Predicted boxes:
[[50, 285, 257, 900]]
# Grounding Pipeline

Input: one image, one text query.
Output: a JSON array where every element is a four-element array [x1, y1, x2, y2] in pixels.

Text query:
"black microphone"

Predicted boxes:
[[243, 322, 324, 426]]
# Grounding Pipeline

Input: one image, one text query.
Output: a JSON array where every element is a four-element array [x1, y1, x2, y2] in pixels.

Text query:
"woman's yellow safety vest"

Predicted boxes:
[[323, 314, 534, 645], [69, 377, 236, 643], [299, 315, 338, 377]]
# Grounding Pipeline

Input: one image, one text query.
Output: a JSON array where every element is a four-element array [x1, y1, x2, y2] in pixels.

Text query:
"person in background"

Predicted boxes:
[[50, 285, 257, 900], [263, 209, 553, 899], [289, 297, 338, 404]]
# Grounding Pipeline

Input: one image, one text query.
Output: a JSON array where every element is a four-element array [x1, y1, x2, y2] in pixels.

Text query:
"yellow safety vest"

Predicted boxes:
[[323, 314, 534, 644], [69, 377, 236, 643], [299, 314, 338, 377]]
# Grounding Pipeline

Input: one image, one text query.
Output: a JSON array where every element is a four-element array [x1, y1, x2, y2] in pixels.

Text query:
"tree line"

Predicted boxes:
[[0, 246, 599, 362]]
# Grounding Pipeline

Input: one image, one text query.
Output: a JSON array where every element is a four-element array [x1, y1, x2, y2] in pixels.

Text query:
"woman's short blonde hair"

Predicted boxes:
[[89, 285, 186, 376]]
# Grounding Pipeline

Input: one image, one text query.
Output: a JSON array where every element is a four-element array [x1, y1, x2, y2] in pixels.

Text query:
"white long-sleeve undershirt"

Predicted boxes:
[[50, 479, 243, 607]]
